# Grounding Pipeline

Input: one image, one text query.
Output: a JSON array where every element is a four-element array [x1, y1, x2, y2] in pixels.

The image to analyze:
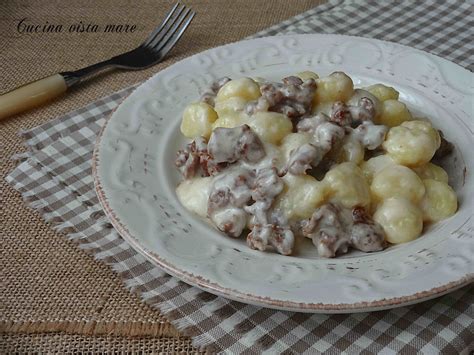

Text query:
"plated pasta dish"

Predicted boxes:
[[174, 71, 457, 258]]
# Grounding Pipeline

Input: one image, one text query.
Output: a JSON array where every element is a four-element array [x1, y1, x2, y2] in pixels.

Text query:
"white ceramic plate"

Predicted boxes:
[[93, 34, 474, 313]]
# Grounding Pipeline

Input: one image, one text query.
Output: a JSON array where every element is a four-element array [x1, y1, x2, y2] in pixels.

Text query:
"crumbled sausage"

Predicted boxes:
[[175, 137, 211, 179], [313, 122, 346, 152], [301, 203, 386, 257], [296, 113, 330, 133], [330, 102, 352, 126], [250, 167, 283, 205], [329, 97, 376, 128], [208, 125, 265, 164], [207, 168, 255, 237], [301, 203, 350, 257], [347, 89, 380, 123], [296, 115, 345, 153], [433, 129, 454, 160], [206, 165, 294, 254], [350, 206, 386, 252], [247, 224, 294, 255], [285, 114, 346, 175], [351, 121, 388, 150], [244, 168, 294, 255], [244, 168, 283, 224], [200, 77, 231, 106], [212, 208, 248, 238], [359, 97, 376, 117], [349, 97, 376, 124], [285, 143, 324, 175], [246, 76, 317, 119]]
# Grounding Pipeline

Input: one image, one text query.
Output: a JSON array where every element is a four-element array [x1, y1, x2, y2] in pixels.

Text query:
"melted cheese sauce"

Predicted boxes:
[[176, 75, 396, 257]]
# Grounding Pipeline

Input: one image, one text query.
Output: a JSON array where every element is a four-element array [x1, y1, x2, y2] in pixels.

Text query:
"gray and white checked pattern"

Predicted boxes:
[[255, 0, 474, 71], [7, 1, 474, 353]]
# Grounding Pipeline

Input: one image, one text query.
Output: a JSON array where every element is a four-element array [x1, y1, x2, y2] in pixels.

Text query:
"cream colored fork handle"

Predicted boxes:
[[0, 74, 67, 120]]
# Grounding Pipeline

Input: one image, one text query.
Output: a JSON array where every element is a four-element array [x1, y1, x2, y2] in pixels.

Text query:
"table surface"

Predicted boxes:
[[0, 0, 325, 352]]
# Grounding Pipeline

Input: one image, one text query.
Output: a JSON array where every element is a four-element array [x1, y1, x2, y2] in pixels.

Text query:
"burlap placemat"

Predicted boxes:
[[2, 0, 473, 353], [0, 0, 322, 350], [1, 334, 203, 354]]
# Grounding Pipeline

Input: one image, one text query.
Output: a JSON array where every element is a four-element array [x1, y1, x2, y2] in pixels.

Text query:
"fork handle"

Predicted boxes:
[[0, 74, 67, 120]]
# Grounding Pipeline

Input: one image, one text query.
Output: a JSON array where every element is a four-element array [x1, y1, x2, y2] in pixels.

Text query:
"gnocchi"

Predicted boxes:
[[175, 73, 457, 257], [176, 176, 213, 218], [313, 71, 354, 104], [374, 197, 423, 244], [420, 179, 457, 222], [413, 163, 449, 184], [366, 83, 399, 102], [211, 112, 246, 129], [324, 162, 371, 209], [296, 71, 319, 81], [361, 154, 396, 184], [246, 111, 293, 145], [180, 102, 218, 139], [383, 120, 441, 166], [371, 164, 425, 203], [216, 77, 261, 102], [377, 99, 412, 127], [274, 174, 328, 220], [214, 96, 248, 116]]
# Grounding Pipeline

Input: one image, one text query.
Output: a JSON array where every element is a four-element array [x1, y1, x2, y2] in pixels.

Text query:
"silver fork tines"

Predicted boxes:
[[61, 3, 195, 87], [143, 2, 182, 47]]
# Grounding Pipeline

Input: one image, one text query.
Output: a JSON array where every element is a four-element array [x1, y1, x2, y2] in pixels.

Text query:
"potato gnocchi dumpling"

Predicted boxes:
[[313, 71, 354, 104], [374, 197, 423, 244], [366, 83, 399, 102], [413, 163, 449, 184], [246, 111, 293, 145], [371, 164, 425, 203], [383, 120, 441, 166], [361, 155, 396, 184], [211, 112, 246, 129], [176, 176, 213, 218], [274, 174, 328, 220], [404, 120, 441, 144], [175, 73, 458, 257], [420, 179, 457, 222], [216, 77, 261, 102], [214, 96, 248, 116], [296, 71, 319, 81], [180, 102, 218, 139], [377, 99, 412, 127], [324, 162, 371, 209]]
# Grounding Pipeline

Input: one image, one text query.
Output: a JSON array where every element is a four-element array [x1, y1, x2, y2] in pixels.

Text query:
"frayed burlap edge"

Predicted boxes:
[[5, 156, 219, 352], [0, 320, 180, 338]]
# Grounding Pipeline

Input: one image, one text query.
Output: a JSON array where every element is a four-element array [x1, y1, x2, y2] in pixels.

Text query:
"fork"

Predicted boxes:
[[0, 3, 195, 120]]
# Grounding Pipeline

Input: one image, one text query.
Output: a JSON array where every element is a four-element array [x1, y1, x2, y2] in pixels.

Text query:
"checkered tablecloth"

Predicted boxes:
[[7, 1, 474, 353]]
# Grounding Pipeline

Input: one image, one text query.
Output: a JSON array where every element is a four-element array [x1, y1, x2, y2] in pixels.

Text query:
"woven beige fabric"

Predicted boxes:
[[0, 334, 204, 354], [0, 0, 322, 348]]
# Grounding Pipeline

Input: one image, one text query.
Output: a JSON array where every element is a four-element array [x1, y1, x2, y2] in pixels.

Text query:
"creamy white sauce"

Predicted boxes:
[[351, 121, 388, 150], [347, 89, 382, 118], [302, 204, 385, 257], [176, 77, 392, 257]]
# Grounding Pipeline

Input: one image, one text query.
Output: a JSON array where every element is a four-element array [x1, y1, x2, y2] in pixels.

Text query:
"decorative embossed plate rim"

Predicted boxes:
[[93, 34, 474, 313]]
